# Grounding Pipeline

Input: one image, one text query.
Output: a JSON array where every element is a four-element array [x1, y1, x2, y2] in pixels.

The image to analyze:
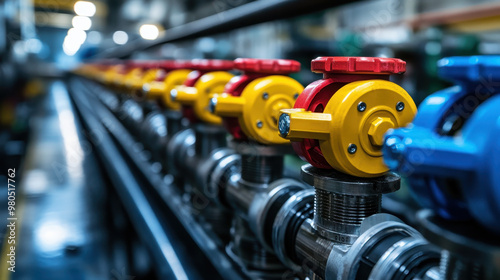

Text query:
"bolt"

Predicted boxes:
[[263, 92, 269, 100], [368, 117, 395, 147], [209, 97, 217, 113], [396, 102, 405, 111], [357, 101, 366, 112], [170, 89, 177, 101], [257, 120, 263, 128], [278, 113, 290, 137], [294, 93, 299, 99], [348, 143, 357, 154]]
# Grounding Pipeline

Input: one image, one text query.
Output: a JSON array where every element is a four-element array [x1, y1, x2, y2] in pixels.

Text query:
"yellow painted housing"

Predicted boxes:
[[281, 80, 417, 177], [174, 71, 234, 124], [125, 68, 163, 94], [144, 69, 192, 110], [214, 75, 303, 144], [102, 65, 124, 86]]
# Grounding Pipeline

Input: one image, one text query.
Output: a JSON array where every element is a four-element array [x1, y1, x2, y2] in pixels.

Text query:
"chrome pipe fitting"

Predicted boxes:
[[272, 189, 315, 271], [193, 124, 227, 157], [224, 141, 302, 276], [141, 110, 166, 163], [248, 178, 311, 252], [167, 128, 195, 183], [325, 214, 440, 280], [226, 216, 287, 279], [301, 165, 400, 244], [208, 153, 241, 208]]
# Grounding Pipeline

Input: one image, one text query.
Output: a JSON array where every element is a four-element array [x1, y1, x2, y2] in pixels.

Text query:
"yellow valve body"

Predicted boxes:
[[126, 68, 163, 94], [146, 69, 192, 110], [103, 65, 125, 86], [75, 65, 97, 78], [174, 71, 234, 124], [215, 75, 303, 144], [122, 68, 143, 90], [282, 80, 416, 177]]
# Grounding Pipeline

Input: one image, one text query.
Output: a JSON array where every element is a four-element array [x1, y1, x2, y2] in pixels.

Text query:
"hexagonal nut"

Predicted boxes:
[[368, 117, 395, 147]]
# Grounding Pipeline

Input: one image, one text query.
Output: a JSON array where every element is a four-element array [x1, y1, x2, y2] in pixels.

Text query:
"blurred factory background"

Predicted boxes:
[[0, 0, 499, 279]]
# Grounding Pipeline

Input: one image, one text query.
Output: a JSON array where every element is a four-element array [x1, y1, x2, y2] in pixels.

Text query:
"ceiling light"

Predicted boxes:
[[139, 24, 159, 40], [74, 1, 96, 17], [72, 16, 92, 30], [67, 28, 87, 45], [113, 31, 128, 45]]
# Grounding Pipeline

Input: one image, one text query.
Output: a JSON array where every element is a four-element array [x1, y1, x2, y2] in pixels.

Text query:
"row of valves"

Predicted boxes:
[[75, 55, 500, 280], [77, 57, 416, 177]]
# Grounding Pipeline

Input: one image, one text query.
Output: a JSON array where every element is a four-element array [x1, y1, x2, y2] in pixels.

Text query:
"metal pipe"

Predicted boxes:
[[194, 124, 227, 157], [241, 154, 284, 185], [295, 219, 334, 277], [96, 0, 358, 59]]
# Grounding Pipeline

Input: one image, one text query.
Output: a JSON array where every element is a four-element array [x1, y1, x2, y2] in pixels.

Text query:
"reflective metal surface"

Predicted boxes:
[[301, 165, 401, 244], [14, 81, 111, 280], [70, 77, 246, 280]]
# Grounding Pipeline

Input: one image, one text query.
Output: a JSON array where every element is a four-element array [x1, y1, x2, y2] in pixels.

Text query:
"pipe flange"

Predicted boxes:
[[301, 164, 400, 244], [197, 148, 235, 192], [369, 238, 439, 280], [166, 128, 195, 176], [249, 178, 310, 252], [208, 152, 241, 207], [328, 213, 436, 280], [272, 189, 315, 271], [228, 140, 293, 156], [301, 164, 400, 195]]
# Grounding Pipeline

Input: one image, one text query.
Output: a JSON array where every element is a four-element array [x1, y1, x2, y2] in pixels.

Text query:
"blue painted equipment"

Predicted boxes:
[[383, 56, 500, 233]]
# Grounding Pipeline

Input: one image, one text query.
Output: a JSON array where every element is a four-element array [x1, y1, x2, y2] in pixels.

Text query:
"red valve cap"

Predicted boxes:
[[191, 59, 234, 71], [311, 57, 406, 74], [234, 58, 300, 74], [125, 60, 169, 70], [96, 59, 120, 66], [125, 60, 149, 68], [156, 60, 194, 70]]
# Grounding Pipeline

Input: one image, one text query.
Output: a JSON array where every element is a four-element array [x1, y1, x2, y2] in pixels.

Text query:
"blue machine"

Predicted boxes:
[[383, 56, 500, 233]]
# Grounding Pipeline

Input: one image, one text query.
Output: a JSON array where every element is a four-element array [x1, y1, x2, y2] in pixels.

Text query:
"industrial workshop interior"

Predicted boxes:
[[2, 0, 500, 279]]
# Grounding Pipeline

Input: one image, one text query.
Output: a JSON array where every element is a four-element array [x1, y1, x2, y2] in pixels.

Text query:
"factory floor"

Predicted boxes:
[[0, 81, 112, 280]]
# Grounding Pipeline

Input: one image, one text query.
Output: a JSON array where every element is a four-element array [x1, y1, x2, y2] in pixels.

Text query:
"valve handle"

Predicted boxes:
[[234, 58, 301, 75], [281, 79, 416, 177], [138, 61, 196, 109], [157, 60, 194, 71], [290, 79, 341, 169], [172, 62, 235, 124], [216, 59, 301, 141], [311, 56, 406, 74], [124, 60, 194, 71], [103, 64, 128, 86], [122, 61, 166, 92], [280, 56, 415, 177], [212, 59, 303, 144], [190, 59, 234, 71], [125, 60, 158, 70], [288, 56, 408, 170]]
